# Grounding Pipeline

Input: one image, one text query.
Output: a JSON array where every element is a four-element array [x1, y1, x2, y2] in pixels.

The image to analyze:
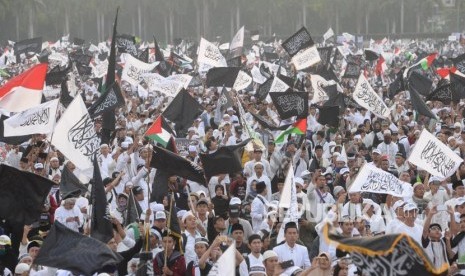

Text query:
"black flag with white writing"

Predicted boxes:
[[88, 82, 125, 118], [281, 27, 314, 57], [453, 53, 465, 74], [426, 81, 453, 104], [270, 92, 308, 119], [342, 63, 361, 79], [116, 34, 138, 57], [206, 67, 241, 87], [14, 37, 42, 58], [256, 77, 274, 102]]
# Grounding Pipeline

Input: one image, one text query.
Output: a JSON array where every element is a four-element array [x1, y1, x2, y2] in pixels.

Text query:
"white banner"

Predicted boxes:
[[51, 96, 100, 174], [349, 163, 413, 197], [269, 77, 290, 93], [121, 53, 159, 86], [291, 46, 321, 70], [353, 74, 390, 118], [233, 70, 253, 91], [310, 74, 330, 103], [4, 99, 59, 137], [208, 242, 235, 276], [408, 129, 463, 179], [197, 38, 227, 68]]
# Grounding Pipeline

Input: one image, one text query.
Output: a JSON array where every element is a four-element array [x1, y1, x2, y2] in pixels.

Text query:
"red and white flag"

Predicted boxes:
[[0, 63, 47, 112]]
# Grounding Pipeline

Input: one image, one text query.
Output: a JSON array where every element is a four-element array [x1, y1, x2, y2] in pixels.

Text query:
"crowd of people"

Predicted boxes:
[[1, 25, 465, 276]]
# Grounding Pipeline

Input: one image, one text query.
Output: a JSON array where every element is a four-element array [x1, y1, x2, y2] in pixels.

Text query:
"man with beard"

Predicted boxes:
[[377, 130, 398, 165]]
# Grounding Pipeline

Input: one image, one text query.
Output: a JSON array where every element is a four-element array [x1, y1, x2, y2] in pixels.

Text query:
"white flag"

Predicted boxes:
[[4, 99, 59, 137], [93, 59, 108, 78], [291, 46, 321, 70], [269, 77, 290, 93], [166, 74, 193, 89], [408, 129, 463, 179], [251, 66, 267, 84], [152, 79, 184, 97], [208, 242, 236, 276], [323, 27, 335, 41], [230, 26, 244, 57], [197, 38, 227, 68], [349, 163, 413, 197], [121, 53, 159, 86], [277, 164, 299, 244], [51, 96, 100, 174], [310, 74, 330, 103], [233, 70, 253, 91], [353, 74, 390, 118]]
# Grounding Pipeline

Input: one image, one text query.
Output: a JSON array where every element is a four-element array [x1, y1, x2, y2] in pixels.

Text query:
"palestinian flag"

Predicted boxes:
[[0, 63, 47, 112], [275, 118, 307, 144], [420, 53, 437, 70], [145, 115, 175, 147]]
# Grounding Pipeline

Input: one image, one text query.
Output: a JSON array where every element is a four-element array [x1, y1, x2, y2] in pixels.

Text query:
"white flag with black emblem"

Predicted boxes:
[[51, 96, 100, 175]]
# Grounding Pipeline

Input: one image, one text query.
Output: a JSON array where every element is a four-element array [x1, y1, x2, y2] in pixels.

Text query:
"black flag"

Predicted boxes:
[[206, 67, 241, 87], [90, 155, 114, 243], [0, 164, 54, 224], [88, 82, 125, 118], [317, 106, 340, 128], [270, 92, 308, 119], [73, 37, 85, 46], [150, 145, 206, 185], [162, 90, 203, 137], [101, 8, 119, 145], [116, 34, 138, 57], [259, 63, 273, 79], [364, 49, 379, 61], [324, 225, 448, 276], [45, 63, 72, 86], [318, 47, 333, 65], [199, 138, 252, 178], [214, 86, 234, 124], [0, 115, 32, 145], [408, 71, 432, 96], [281, 27, 314, 57], [227, 56, 242, 67], [154, 36, 171, 77], [342, 63, 361, 79], [138, 48, 149, 63], [249, 111, 291, 131], [388, 68, 406, 98], [14, 37, 42, 58], [59, 79, 74, 108], [426, 82, 453, 104], [450, 72, 465, 102], [256, 77, 274, 102], [60, 165, 88, 198], [125, 190, 142, 226], [35, 222, 123, 275], [410, 85, 437, 119]]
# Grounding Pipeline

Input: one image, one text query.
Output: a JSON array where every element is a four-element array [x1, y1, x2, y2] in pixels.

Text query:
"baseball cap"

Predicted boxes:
[[34, 163, 44, 170], [392, 200, 405, 211], [196, 198, 209, 206], [0, 235, 11, 246], [155, 211, 167, 220], [372, 149, 381, 155], [340, 167, 350, 175]]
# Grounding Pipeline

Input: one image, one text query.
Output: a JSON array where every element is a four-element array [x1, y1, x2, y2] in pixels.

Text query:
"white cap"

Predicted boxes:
[[448, 136, 456, 142], [372, 149, 381, 155], [300, 170, 311, 178], [121, 142, 129, 149], [188, 145, 197, 152], [182, 211, 195, 223], [50, 157, 59, 162], [34, 163, 44, 170], [294, 177, 304, 186], [403, 202, 418, 212], [455, 122, 462, 128], [336, 155, 346, 162], [177, 210, 187, 219], [15, 263, 30, 274], [392, 200, 405, 211], [340, 167, 350, 175], [262, 250, 278, 260], [456, 197, 465, 207], [0, 235, 11, 245], [383, 129, 391, 135], [188, 127, 196, 132], [230, 197, 242, 205], [155, 211, 167, 220], [150, 203, 165, 213]]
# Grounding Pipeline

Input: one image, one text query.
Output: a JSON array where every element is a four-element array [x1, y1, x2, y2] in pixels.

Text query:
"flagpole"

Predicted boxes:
[[164, 192, 175, 267]]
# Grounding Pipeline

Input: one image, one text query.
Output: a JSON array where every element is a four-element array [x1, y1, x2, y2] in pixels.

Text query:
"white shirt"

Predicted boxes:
[[184, 230, 201, 267], [244, 159, 272, 178], [273, 242, 311, 269], [246, 174, 272, 201], [54, 205, 83, 232], [251, 194, 269, 233], [392, 222, 423, 244], [377, 142, 399, 164]]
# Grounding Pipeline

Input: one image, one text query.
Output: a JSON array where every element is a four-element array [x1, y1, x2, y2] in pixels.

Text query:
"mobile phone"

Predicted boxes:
[[280, 260, 294, 270], [437, 205, 447, 212]]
